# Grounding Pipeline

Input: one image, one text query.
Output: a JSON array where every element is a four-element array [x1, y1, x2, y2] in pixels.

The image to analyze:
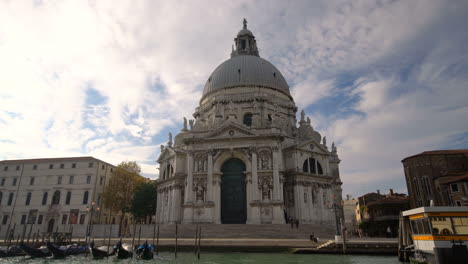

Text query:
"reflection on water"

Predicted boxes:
[[0, 252, 400, 264]]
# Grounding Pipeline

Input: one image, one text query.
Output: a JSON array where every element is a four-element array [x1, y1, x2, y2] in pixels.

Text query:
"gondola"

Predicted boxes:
[[46, 241, 88, 258], [90, 240, 116, 259], [135, 241, 154, 260], [1, 245, 27, 258], [19, 243, 52, 258], [115, 240, 133, 259]]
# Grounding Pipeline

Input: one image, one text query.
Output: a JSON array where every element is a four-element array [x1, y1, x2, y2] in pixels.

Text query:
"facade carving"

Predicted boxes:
[[155, 21, 343, 227]]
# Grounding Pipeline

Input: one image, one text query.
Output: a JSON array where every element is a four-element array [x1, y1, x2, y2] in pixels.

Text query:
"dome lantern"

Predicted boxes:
[[231, 19, 259, 58]]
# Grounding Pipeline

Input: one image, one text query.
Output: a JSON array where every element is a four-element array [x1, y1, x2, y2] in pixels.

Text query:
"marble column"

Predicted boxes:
[[183, 151, 194, 223], [272, 146, 285, 223], [207, 151, 213, 202], [248, 149, 261, 224], [186, 151, 194, 202], [213, 174, 221, 224], [167, 188, 173, 223], [272, 147, 280, 200], [307, 185, 313, 223], [251, 150, 259, 201], [170, 186, 181, 223]]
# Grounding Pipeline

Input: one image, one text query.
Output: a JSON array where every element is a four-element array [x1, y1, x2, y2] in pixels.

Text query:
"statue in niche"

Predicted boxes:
[[259, 176, 272, 201], [194, 180, 206, 202], [165, 192, 169, 205], [258, 150, 271, 170], [198, 159, 207, 172], [261, 183, 271, 201]]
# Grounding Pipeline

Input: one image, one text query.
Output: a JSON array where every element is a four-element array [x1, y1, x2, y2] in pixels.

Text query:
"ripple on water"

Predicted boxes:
[[0, 252, 401, 264]]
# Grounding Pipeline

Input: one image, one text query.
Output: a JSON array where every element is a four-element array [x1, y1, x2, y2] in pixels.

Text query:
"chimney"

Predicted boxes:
[[377, 190, 380, 194], [389, 189, 394, 195]]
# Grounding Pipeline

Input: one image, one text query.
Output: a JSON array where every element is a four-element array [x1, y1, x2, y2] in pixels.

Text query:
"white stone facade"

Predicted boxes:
[[155, 21, 343, 227], [0, 157, 116, 238]]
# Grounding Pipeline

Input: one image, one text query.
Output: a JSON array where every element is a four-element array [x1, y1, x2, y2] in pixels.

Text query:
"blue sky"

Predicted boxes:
[[0, 0, 467, 198]]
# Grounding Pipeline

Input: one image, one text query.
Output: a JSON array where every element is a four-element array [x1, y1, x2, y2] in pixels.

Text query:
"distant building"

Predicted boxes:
[[343, 195, 358, 236], [0, 157, 116, 239], [402, 149, 468, 208], [356, 189, 409, 237]]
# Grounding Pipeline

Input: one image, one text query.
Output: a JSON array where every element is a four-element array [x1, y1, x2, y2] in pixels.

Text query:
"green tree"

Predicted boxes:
[[103, 161, 145, 235], [130, 181, 157, 223]]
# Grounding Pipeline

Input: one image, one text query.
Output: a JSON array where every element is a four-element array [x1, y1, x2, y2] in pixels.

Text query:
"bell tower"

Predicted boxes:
[[231, 19, 259, 57]]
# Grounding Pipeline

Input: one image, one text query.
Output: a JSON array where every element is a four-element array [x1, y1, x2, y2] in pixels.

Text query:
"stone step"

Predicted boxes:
[[145, 224, 335, 239]]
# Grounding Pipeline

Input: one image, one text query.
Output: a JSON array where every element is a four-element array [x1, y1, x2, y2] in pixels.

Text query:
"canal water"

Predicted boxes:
[[0, 252, 400, 264]]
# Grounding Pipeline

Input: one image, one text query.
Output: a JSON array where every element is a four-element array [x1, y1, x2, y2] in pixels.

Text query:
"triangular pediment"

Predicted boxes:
[[297, 139, 329, 154], [157, 147, 176, 163], [205, 121, 257, 139]]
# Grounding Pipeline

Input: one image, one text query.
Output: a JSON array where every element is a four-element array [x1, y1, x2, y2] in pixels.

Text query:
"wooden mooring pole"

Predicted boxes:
[[194, 224, 198, 255], [197, 226, 201, 259], [26, 223, 34, 244], [156, 223, 160, 256], [107, 222, 113, 257], [175, 223, 178, 259]]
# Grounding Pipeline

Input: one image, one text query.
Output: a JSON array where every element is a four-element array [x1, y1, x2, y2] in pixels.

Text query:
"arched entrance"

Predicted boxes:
[[47, 219, 55, 233], [221, 158, 247, 224]]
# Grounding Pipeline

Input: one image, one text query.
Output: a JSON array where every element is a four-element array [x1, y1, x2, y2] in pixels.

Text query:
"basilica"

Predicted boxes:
[[156, 20, 343, 226]]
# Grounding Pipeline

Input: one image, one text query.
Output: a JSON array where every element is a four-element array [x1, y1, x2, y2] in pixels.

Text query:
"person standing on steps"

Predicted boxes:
[[290, 218, 294, 229], [295, 219, 299, 229]]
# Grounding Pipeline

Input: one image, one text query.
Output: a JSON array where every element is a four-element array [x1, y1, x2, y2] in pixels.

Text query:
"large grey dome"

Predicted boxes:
[[202, 55, 291, 99]]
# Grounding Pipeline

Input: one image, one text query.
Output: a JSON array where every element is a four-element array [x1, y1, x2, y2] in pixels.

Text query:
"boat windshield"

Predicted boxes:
[[430, 216, 468, 235], [410, 216, 468, 236]]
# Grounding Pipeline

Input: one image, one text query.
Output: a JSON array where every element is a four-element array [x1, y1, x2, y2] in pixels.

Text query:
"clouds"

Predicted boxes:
[[0, 0, 467, 197]]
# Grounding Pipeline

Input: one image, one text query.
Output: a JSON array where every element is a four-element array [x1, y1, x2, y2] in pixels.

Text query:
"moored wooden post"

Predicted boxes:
[[197, 226, 201, 259], [131, 222, 137, 253], [156, 223, 160, 255], [175, 223, 178, 259], [137, 224, 141, 246], [107, 222, 113, 257], [26, 223, 34, 244], [194, 224, 198, 255]]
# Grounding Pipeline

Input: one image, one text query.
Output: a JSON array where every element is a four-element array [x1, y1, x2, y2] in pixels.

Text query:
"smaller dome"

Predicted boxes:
[[238, 28, 253, 36]]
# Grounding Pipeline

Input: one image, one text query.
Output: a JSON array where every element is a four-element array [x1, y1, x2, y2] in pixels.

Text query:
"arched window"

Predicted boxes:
[[83, 191, 89, 205], [243, 113, 253, 127], [164, 164, 173, 179], [52, 191, 60, 205], [302, 158, 324, 175], [66, 191, 72, 205], [317, 162, 323, 174], [25, 192, 32, 206]]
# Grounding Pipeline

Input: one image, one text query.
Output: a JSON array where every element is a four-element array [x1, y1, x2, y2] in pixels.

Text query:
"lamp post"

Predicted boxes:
[[326, 200, 344, 236], [85, 201, 100, 244]]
